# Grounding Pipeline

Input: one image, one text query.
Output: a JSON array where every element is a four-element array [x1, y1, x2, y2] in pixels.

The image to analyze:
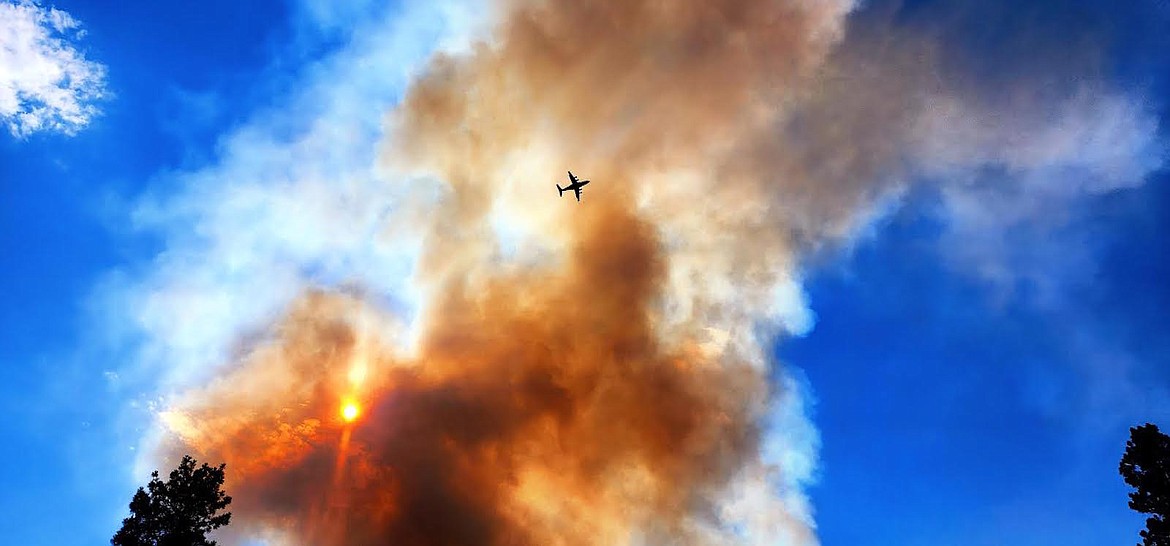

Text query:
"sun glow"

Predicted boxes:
[[341, 400, 360, 423]]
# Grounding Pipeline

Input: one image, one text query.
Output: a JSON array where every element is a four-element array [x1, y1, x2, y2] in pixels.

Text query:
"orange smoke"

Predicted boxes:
[[152, 0, 858, 544], [133, 0, 1167, 541], [159, 203, 776, 545]]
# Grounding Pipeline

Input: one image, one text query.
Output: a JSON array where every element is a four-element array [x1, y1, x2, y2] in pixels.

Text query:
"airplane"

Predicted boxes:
[[557, 171, 590, 202]]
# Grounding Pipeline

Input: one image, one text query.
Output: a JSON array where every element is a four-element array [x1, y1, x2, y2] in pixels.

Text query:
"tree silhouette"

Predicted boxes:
[[1121, 423, 1170, 546], [112, 455, 233, 546]]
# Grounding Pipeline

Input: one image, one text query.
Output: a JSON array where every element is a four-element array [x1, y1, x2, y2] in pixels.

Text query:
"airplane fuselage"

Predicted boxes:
[[557, 171, 590, 202]]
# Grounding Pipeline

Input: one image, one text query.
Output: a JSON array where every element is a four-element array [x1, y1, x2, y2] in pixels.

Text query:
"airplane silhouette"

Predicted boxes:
[[557, 171, 590, 202]]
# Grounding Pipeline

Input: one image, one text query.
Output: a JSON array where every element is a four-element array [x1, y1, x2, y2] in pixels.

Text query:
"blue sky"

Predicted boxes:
[[1, 0, 1168, 545], [785, 180, 1170, 544]]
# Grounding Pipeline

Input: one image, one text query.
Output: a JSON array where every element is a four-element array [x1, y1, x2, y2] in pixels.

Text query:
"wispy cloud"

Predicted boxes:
[[918, 84, 1165, 304], [0, 0, 107, 137]]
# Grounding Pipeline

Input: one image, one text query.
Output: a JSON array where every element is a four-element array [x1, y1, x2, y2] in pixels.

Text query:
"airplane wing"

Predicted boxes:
[[568, 171, 578, 184], [574, 187, 582, 201]]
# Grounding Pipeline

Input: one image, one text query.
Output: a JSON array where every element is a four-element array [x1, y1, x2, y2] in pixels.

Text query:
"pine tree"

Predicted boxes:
[[1121, 423, 1170, 546], [111, 455, 233, 546]]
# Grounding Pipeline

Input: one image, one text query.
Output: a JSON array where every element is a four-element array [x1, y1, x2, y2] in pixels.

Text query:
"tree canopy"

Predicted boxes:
[[1121, 423, 1170, 546], [111, 455, 233, 546]]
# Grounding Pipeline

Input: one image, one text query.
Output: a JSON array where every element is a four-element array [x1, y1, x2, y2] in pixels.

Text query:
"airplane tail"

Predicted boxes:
[[557, 185, 566, 195]]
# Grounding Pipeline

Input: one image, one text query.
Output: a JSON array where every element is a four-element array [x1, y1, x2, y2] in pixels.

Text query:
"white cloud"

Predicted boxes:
[[913, 85, 1165, 305], [901, 74, 1167, 427], [0, 0, 107, 137]]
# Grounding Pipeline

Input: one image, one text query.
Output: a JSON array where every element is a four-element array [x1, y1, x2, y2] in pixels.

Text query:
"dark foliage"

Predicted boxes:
[[1121, 423, 1170, 546], [111, 455, 233, 546]]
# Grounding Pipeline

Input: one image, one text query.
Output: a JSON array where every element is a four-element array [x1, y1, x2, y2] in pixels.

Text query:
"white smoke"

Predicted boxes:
[[96, 1, 1164, 543]]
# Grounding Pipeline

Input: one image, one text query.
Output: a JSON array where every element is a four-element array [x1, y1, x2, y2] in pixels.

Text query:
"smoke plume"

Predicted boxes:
[[132, 0, 1162, 544]]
